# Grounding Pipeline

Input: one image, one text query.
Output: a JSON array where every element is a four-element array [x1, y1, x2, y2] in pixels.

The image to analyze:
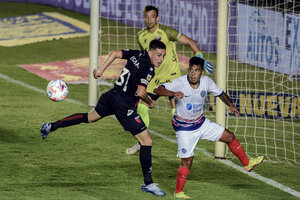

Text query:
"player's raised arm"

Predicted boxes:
[[178, 34, 214, 75], [93, 50, 123, 79], [177, 34, 200, 54], [154, 85, 184, 99]]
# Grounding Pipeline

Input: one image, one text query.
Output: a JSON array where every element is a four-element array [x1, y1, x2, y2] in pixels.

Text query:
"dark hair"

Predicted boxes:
[[149, 39, 166, 50], [144, 5, 159, 16], [189, 57, 204, 70]]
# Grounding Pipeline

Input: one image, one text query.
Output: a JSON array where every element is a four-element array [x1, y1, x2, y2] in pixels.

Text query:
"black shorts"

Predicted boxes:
[[148, 93, 174, 101], [95, 90, 147, 135]]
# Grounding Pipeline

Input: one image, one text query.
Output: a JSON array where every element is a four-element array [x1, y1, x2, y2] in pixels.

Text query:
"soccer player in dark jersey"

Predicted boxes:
[[40, 39, 167, 197]]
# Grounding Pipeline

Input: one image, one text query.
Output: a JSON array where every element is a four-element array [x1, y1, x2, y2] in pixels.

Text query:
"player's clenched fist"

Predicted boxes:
[[174, 91, 184, 99], [93, 68, 102, 79]]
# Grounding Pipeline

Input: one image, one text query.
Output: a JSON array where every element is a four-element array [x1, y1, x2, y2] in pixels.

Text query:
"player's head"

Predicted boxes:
[[143, 5, 159, 30], [148, 39, 166, 67], [188, 57, 205, 85]]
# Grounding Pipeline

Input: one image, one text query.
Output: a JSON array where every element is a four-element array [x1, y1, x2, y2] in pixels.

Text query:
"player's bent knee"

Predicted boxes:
[[88, 109, 102, 123], [138, 136, 152, 146], [219, 129, 235, 143], [135, 129, 152, 146], [181, 157, 194, 169]]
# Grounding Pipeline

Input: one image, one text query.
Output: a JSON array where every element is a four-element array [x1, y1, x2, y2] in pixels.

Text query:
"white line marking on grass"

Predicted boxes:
[[0, 73, 86, 106], [1, 72, 299, 199]]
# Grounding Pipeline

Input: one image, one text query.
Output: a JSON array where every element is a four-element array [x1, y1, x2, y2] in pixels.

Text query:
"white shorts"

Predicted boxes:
[[176, 118, 225, 158]]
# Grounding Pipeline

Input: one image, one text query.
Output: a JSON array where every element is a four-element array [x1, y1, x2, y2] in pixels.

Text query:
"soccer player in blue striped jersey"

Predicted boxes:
[[154, 57, 264, 199]]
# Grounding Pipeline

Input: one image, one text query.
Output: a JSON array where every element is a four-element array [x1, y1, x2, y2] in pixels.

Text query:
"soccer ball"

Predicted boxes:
[[46, 80, 69, 102]]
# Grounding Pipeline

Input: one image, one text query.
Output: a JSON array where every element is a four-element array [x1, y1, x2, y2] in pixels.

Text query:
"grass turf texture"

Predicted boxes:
[[0, 2, 300, 199]]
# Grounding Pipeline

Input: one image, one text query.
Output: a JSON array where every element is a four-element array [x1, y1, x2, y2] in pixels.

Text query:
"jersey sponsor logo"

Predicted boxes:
[[172, 49, 177, 61], [129, 56, 140, 68], [192, 104, 202, 113], [186, 103, 202, 113], [154, 79, 170, 85], [155, 36, 161, 40], [186, 103, 192, 110], [201, 91, 206, 97]]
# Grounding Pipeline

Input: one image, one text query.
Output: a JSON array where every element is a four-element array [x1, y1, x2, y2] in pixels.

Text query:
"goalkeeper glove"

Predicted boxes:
[[195, 51, 214, 75], [195, 51, 204, 58]]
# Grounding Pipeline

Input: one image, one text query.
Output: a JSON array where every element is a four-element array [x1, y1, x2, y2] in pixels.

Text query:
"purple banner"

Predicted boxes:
[[99, 0, 218, 53], [1, 0, 220, 53]]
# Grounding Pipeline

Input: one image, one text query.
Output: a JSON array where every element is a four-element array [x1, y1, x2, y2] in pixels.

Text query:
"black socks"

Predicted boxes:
[[139, 145, 153, 185], [50, 113, 88, 132]]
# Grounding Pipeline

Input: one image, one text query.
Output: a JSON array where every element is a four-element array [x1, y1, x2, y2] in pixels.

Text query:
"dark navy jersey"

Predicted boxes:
[[113, 49, 155, 106]]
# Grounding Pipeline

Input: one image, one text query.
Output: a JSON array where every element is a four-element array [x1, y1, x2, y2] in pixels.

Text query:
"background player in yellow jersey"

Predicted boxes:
[[126, 5, 214, 154]]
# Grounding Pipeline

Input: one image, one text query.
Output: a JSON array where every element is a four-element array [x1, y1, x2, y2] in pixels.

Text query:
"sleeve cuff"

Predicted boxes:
[[215, 91, 224, 97]]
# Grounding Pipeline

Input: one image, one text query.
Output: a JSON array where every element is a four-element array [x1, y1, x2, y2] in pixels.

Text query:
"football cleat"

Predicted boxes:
[[40, 123, 51, 139], [174, 191, 191, 199], [141, 182, 166, 196], [125, 142, 141, 155], [244, 156, 264, 172]]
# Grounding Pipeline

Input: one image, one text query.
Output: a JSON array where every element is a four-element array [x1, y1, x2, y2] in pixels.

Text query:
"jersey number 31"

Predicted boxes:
[[115, 68, 131, 92]]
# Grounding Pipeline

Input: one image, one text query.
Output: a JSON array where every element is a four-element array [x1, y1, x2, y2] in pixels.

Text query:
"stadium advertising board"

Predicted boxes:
[[237, 3, 300, 75], [285, 13, 300, 75], [208, 91, 300, 119], [99, 0, 217, 53], [1, 0, 217, 52]]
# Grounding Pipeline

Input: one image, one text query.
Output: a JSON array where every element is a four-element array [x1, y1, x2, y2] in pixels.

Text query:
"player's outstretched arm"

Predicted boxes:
[[154, 85, 184, 99], [93, 50, 123, 79], [178, 34, 214, 75], [219, 93, 240, 117], [177, 34, 200, 54]]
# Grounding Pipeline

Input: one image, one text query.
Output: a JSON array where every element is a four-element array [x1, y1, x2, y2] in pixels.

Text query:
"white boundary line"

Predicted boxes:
[[0, 73, 86, 106], [1, 72, 299, 199]]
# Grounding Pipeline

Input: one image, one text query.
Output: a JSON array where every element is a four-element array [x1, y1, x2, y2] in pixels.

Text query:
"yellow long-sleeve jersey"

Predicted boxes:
[[137, 24, 182, 94]]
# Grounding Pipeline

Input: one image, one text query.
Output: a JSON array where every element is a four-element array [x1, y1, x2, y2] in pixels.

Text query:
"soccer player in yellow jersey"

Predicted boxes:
[[126, 5, 213, 154]]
